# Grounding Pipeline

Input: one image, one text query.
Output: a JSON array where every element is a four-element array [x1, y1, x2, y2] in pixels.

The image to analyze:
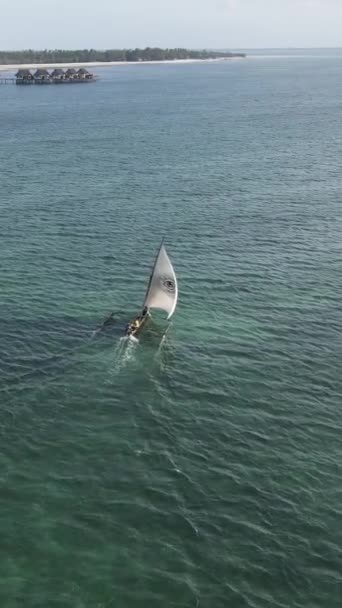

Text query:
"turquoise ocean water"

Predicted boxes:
[[1, 50, 342, 606]]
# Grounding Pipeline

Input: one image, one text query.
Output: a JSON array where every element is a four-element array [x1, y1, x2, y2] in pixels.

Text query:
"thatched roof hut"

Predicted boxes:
[[15, 69, 33, 79], [34, 68, 50, 79], [51, 68, 65, 78], [14, 65, 96, 86], [77, 67, 93, 80]]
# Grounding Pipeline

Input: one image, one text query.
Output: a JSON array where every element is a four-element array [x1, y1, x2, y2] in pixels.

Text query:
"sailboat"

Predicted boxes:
[[125, 241, 178, 338]]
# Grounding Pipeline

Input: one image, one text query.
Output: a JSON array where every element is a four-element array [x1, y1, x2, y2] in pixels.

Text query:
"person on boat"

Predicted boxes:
[[126, 317, 140, 335], [126, 308, 148, 335]]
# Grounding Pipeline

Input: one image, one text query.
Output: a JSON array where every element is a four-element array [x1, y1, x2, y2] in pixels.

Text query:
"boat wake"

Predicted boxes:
[[110, 335, 139, 374], [153, 323, 173, 368], [128, 335, 139, 344], [160, 323, 171, 347]]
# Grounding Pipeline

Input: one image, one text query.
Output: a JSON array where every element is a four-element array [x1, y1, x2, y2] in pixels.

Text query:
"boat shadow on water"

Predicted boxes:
[[1, 312, 129, 393], [104, 317, 175, 375], [1, 312, 175, 397]]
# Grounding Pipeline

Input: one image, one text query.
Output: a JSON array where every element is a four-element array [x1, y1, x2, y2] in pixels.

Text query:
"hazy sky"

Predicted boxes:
[[1, 0, 342, 49]]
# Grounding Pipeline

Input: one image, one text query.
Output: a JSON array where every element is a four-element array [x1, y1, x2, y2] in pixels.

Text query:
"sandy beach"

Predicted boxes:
[[0, 57, 242, 72]]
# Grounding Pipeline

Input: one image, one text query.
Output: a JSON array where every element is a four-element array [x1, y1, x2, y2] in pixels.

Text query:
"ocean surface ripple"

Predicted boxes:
[[1, 50, 342, 607]]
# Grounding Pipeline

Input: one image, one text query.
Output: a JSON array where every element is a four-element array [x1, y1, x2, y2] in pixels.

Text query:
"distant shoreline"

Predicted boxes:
[[0, 57, 245, 73]]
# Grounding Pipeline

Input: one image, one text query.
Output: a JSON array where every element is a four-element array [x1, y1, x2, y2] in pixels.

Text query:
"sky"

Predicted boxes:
[[1, 0, 342, 50]]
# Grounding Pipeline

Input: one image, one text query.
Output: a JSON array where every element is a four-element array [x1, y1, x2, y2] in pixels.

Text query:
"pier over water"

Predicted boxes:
[[0, 77, 16, 84]]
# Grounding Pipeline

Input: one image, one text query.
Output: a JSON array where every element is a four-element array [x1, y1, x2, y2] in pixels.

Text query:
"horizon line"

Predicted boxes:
[[1, 46, 342, 51]]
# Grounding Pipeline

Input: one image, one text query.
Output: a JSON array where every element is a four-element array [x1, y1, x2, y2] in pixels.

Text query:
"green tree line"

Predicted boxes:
[[0, 48, 245, 64]]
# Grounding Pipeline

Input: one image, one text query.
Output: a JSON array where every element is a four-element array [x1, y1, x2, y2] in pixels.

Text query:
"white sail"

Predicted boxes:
[[143, 243, 178, 319]]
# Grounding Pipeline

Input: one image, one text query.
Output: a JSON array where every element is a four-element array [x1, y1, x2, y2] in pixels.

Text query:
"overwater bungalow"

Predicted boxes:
[[65, 67, 77, 79], [77, 67, 93, 80], [34, 68, 51, 82], [51, 68, 65, 80], [13, 66, 96, 86], [15, 69, 34, 83]]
